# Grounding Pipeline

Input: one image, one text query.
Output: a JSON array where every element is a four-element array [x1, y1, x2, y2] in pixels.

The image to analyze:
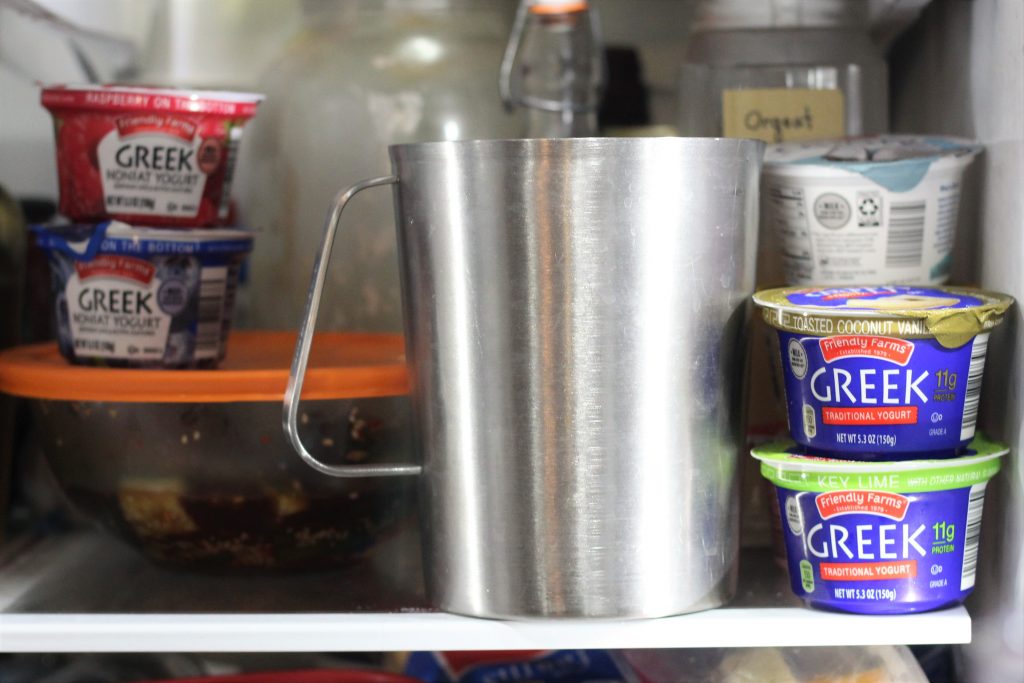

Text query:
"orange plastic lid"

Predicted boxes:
[[529, 1, 589, 14], [0, 331, 409, 403]]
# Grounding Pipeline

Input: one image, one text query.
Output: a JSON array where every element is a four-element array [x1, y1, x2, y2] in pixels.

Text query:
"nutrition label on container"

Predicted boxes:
[[762, 135, 982, 286], [765, 179, 963, 285]]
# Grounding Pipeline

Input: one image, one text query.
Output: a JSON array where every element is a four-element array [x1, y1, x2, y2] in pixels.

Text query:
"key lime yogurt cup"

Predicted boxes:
[[753, 437, 1007, 614], [754, 285, 1013, 460]]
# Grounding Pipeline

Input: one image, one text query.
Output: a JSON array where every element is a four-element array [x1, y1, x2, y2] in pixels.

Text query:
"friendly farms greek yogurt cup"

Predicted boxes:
[[33, 221, 253, 368], [763, 135, 982, 286], [41, 85, 263, 226], [753, 437, 1007, 614], [754, 285, 1013, 460]]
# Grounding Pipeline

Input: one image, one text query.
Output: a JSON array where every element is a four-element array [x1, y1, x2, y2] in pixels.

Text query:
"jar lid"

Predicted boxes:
[[0, 331, 408, 403], [753, 285, 1013, 348]]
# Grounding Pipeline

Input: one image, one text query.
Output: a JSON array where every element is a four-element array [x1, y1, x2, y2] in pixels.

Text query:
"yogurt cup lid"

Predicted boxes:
[[763, 135, 983, 192], [752, 436, 1007, 493], [0, 332, 409, 403], [754, 285, 1014, 348], [32, 221, 254, 260], [41, 84, 264, 117]]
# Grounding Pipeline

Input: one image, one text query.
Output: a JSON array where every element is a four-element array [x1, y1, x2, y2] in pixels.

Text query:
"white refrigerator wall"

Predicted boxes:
[[0, 0, 1020, 673], [892, 1, 1024, 680]]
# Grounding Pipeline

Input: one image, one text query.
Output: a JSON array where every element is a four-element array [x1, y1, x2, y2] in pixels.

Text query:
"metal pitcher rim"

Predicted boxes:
[[388, 136, 766, 158]]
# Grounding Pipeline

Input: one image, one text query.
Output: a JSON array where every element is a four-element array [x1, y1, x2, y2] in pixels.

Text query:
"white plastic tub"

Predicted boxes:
[[762, 135, 981, 286]]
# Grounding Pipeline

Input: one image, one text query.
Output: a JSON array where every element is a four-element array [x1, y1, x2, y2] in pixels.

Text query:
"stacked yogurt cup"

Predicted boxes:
[[36, 85, 262, 368], [750, 136, 1015, 614]]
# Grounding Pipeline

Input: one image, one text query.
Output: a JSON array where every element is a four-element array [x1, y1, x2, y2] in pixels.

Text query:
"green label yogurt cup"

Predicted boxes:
[[753, 437, 1007, 614]]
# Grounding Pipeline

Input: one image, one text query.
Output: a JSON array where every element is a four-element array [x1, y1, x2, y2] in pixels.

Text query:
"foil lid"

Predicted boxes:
[[753, 286, 1014, 349]]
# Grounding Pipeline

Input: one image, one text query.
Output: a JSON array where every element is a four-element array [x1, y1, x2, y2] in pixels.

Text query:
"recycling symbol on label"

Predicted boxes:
[[858, 197, 880, 217]]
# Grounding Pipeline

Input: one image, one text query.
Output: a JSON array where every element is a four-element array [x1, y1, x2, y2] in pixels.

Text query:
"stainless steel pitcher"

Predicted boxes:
[[285, 137, 764, 619]]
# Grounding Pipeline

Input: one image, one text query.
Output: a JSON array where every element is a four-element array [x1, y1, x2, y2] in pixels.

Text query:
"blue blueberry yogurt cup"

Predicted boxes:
[[753, 437, 1007, 614], [33, 221, 253, 368], [754, 286, 1012, 460]]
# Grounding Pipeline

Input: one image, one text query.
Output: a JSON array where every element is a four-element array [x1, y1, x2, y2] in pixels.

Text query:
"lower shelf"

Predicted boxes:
[[0, 530, 971, 652]]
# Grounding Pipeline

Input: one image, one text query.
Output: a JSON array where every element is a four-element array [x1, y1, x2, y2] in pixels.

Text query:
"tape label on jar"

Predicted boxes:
[[722, 88, 845, 143], [96, 117, 209, 218]]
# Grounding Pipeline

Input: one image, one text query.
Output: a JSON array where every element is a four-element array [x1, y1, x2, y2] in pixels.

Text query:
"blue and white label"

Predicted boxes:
[[776, 330, 988, 459]]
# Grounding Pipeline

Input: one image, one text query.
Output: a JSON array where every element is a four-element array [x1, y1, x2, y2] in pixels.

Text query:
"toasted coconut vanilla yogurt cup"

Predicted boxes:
[[754, 285, 1012, 460]]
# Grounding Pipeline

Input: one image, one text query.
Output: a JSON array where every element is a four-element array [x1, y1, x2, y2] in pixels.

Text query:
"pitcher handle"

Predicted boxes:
[[283, 175, 420, 478]]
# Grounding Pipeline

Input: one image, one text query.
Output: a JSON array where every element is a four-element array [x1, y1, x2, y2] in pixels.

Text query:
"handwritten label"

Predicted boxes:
[[722, 88, 845, 143]]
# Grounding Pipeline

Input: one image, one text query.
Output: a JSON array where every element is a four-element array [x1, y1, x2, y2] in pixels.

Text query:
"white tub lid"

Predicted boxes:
[[764, 135, 983, 192]]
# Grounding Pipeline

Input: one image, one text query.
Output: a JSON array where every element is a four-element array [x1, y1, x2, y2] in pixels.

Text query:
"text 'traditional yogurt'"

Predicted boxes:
[[754, 286, 1012, 460], [753, 438, 1006, 614]]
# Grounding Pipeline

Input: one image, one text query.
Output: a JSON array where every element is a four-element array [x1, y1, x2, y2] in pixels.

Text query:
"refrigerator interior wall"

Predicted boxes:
[[891, 1, 1024, 681], [0, 0, 1018, 672]]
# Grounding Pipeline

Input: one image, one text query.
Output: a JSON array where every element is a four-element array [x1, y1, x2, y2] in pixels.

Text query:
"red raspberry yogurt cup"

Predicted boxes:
[[754, 285, 1013, 460], [753, 437, 1007, 614], [41, 85, 263, 227]]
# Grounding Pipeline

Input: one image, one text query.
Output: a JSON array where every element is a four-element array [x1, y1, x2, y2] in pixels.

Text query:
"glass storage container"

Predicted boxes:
[[679, 0, 888, 141], [240, 0, 520, 333]]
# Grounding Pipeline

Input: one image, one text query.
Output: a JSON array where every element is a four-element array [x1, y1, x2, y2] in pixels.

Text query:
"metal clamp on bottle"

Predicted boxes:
[[499, 0, 607, 136]]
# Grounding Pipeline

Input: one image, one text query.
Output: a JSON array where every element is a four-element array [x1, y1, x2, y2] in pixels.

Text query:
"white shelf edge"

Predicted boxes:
[[0, 532, 972, 652], [0, 607, 971, 653]]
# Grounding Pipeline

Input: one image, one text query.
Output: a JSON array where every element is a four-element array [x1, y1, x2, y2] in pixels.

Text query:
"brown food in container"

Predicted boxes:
[[0, 331, 415, 572]]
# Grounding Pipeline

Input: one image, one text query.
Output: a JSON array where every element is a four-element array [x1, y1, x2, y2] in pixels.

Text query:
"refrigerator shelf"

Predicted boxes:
[[0, 530, 971, 653]]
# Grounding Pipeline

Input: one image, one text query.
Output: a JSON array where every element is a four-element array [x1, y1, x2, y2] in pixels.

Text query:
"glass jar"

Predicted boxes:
[[679, 0, 888, 141], [682, 2, 890, 552], [238, 0, 520, 333], [499, 0, 604, 137]]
